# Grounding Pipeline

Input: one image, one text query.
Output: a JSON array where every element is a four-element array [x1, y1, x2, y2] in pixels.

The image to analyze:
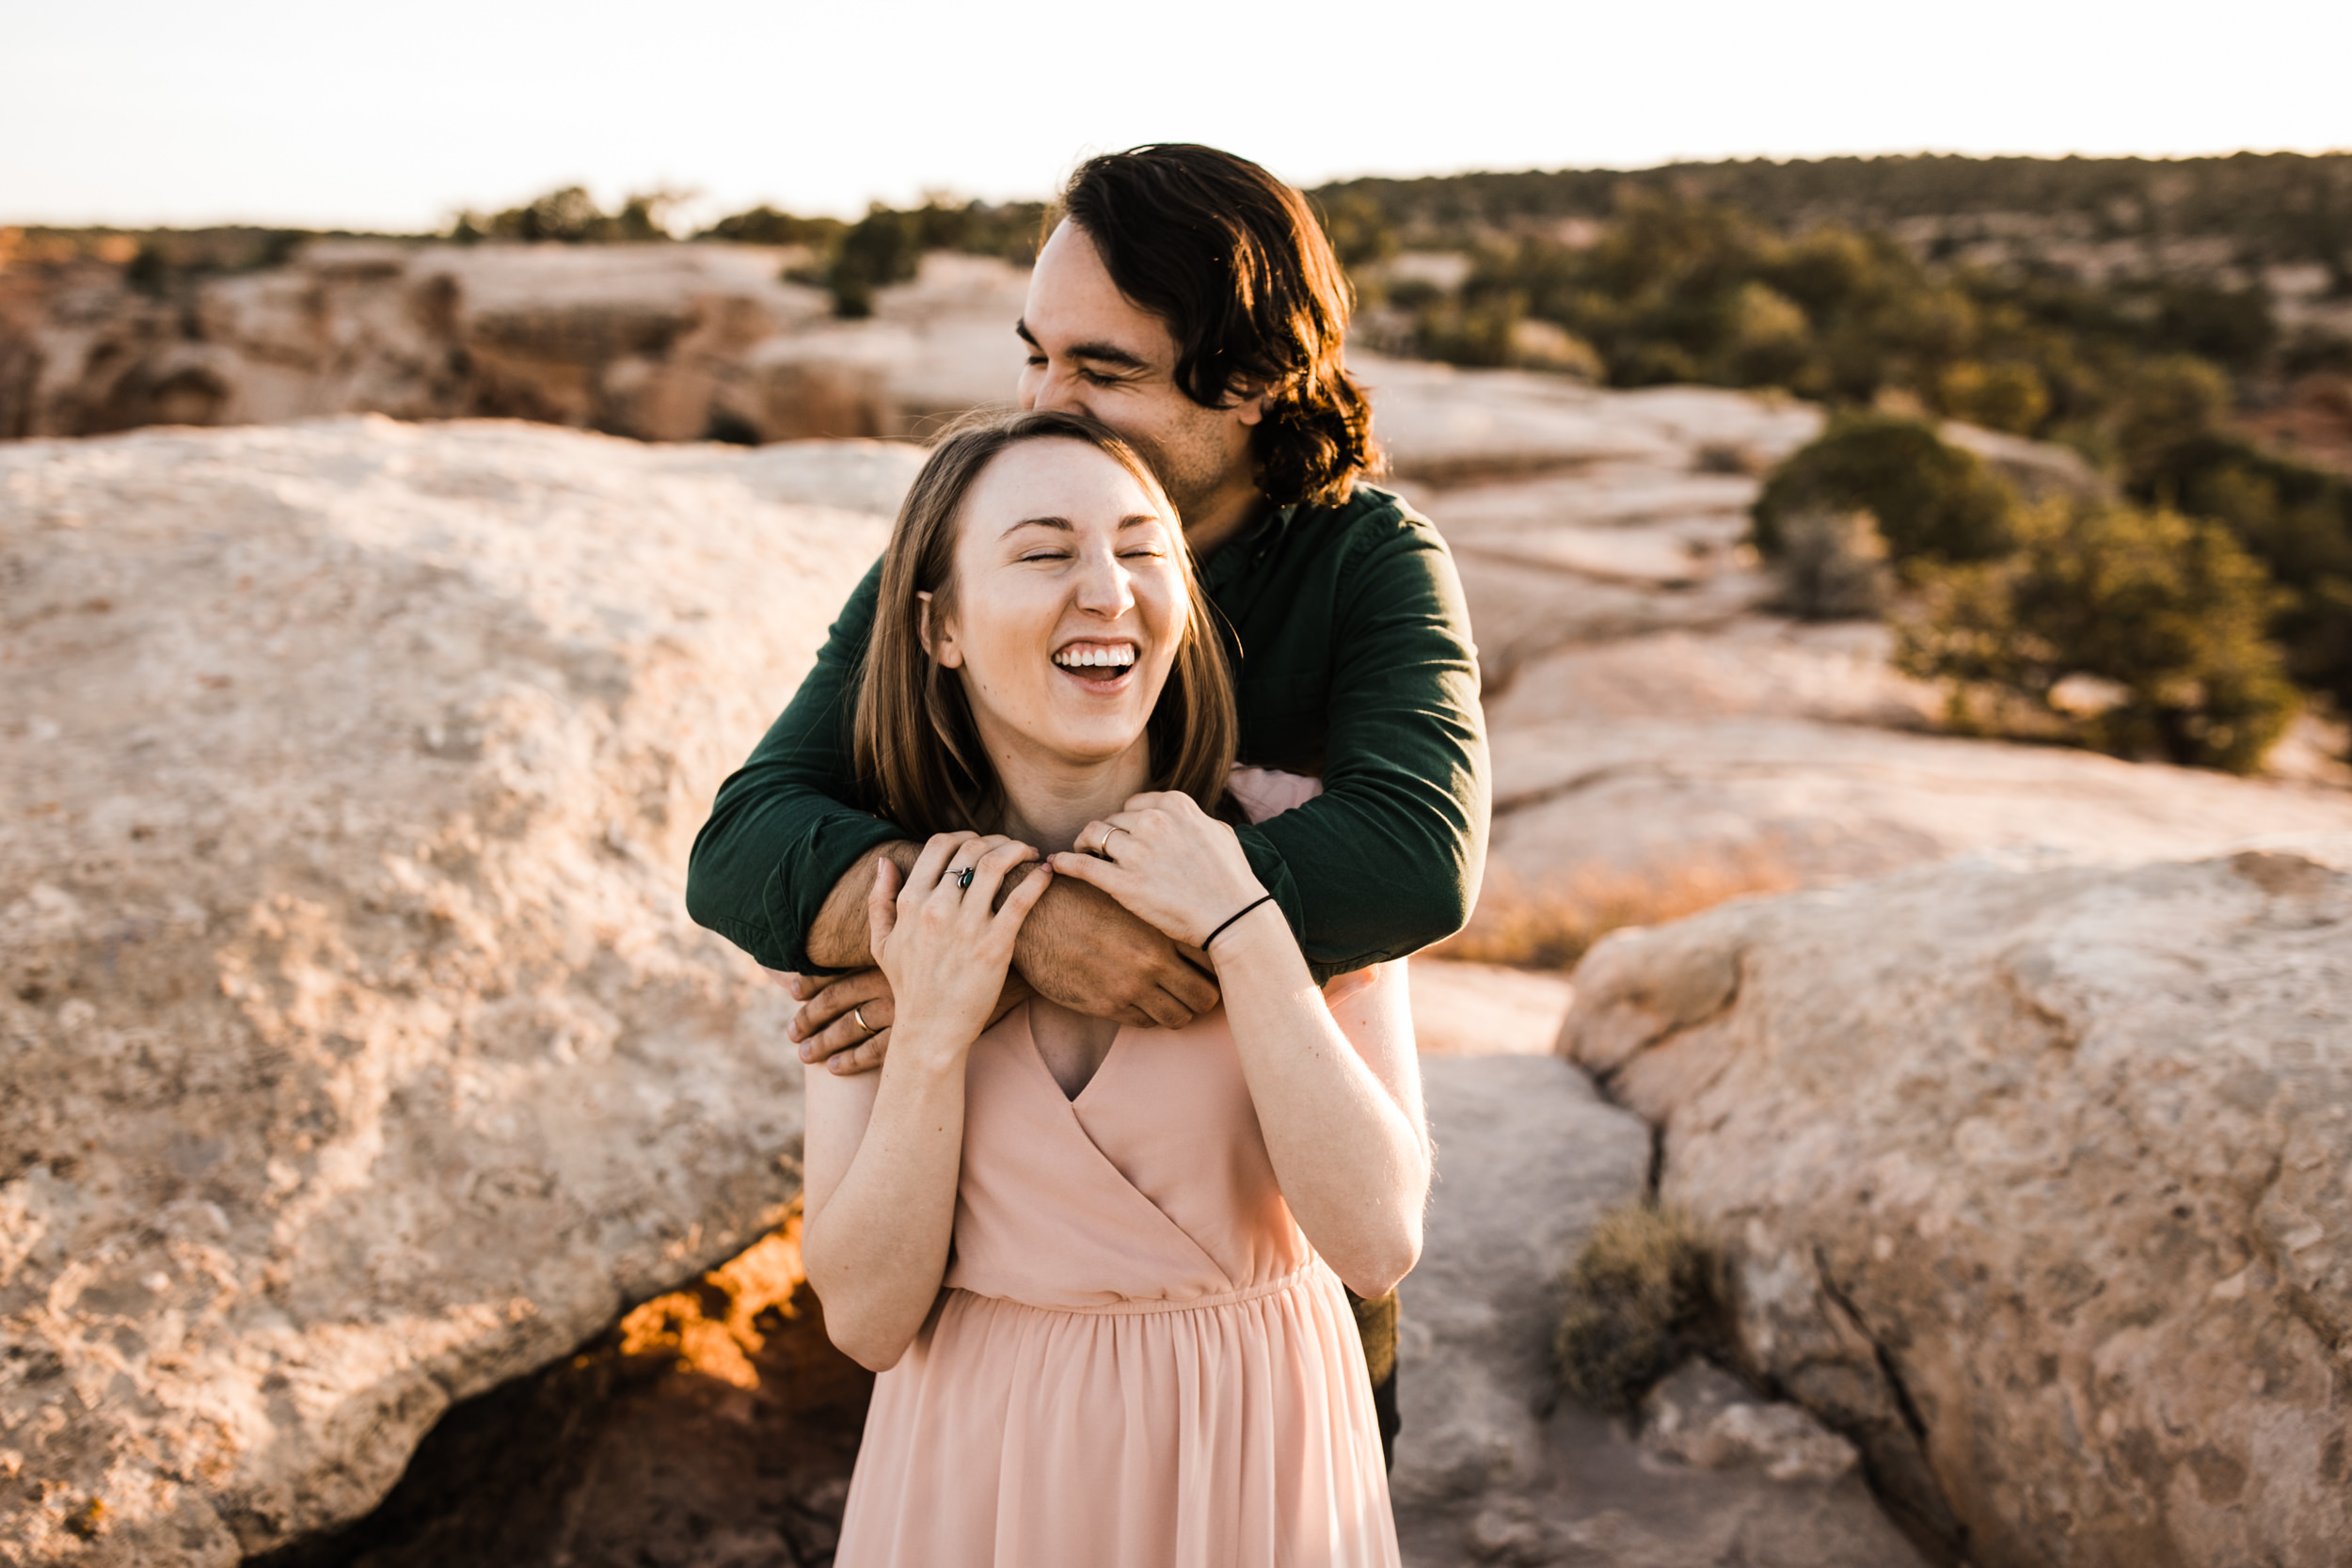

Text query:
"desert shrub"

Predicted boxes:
[[2131, 432, 2352, 715], [1313, 187, 1401, 269], [1896, 498, 2299, 772], [806, 199, 1048, 318], [1772, 508, 1894, 620], [2112, 354, 2235, 481], [114, 228, 306, 292], [1556, 1203, 1721, 1412], [1752, 415, 2017, 565], [825, 207, 922, 318], [1411, 288, 1526, 368], [1934, 358, 2052, 435], [697, 204, 846, 250], [2151, 279, 2279, 370]]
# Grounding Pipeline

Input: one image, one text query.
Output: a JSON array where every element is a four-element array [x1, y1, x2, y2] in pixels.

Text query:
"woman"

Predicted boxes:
[[802, 409, 1429, 1567]]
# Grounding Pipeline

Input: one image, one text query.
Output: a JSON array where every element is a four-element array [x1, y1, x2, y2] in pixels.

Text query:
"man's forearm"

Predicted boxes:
[[806, 841, 921, 970]]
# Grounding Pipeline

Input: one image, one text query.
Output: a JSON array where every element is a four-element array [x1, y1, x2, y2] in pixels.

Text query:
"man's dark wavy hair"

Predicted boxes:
[[1058, 144, 1380, 510]]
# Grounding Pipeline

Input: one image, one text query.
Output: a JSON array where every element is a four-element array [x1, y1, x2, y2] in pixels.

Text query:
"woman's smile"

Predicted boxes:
[[929, 437, 1185, 787], [1051, 637, 1141, 690]]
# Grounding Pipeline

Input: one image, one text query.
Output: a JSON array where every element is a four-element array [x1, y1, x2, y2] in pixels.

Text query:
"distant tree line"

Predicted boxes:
[[1315, 152, 2352, 285]]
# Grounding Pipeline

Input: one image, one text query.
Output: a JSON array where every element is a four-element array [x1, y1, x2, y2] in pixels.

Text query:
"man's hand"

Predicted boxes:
[[780, 966, 1036, 1075], [1017, 873, 1220, 1029], [781, 966, 897, 1074]]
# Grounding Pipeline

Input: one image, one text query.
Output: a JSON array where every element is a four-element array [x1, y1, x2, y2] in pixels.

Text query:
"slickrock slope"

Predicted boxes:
[[1487, 715, 2352, 896], [1560, 839, 2352, 1566], [1389, 376, 2352, 947], [0, 420, 912, 1563]]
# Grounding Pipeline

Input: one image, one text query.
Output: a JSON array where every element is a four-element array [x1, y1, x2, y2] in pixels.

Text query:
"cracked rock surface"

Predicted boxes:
[[1392, 1057, 1927, 1567], [0, 420, 910, 1563], [1560, 840, 2352, 1566]]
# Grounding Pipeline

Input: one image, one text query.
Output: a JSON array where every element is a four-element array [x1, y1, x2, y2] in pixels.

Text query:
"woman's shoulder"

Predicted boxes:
[[1226, 766, 1322, 824]]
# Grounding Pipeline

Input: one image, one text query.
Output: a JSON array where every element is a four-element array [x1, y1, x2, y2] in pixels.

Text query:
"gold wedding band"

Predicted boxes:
[[852, 1004, 880, 1037], [1101, 825, 1130, 853]]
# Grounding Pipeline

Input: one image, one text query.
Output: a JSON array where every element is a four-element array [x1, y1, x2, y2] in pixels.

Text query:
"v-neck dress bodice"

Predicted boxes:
[[834, 1001, 1400, 1568]]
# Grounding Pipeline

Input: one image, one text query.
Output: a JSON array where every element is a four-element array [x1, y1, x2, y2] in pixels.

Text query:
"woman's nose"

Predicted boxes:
[[1073, 548, 1134, 616]]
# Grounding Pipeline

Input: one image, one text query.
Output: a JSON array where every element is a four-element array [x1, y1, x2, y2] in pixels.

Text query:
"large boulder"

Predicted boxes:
[[0, 419, 914, 1562], [1392, 1056, 1927, 1567], [1560, 840, 2352, 1565]]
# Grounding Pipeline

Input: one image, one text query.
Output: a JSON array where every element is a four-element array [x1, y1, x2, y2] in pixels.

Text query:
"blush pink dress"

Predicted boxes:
[[831, 996, 1403, 1567]]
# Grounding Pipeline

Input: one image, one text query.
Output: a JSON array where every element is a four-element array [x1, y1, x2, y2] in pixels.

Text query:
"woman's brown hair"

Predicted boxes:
[[851, 409, 1237, 837]]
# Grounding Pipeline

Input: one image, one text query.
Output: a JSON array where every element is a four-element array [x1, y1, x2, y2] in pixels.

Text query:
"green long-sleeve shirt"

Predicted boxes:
[[686, 482, 1489, 980]]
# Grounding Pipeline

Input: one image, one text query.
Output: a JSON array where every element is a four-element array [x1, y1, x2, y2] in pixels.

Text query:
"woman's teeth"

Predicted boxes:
[[1053, 645, 1136, 672]]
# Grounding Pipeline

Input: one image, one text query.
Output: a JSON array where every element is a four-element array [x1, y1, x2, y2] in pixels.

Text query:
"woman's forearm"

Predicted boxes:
[[1212, 907, 1430, 1297], [802, 1050, 968, 1370]]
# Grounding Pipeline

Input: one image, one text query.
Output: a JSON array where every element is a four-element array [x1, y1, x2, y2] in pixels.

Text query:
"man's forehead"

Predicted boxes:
[[1020, 223, 1173, 363]]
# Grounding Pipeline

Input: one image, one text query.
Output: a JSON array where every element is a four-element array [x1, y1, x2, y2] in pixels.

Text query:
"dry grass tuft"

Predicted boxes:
[[1555, 1202, 1722, 1412], [1435, 850, 1800, 972]]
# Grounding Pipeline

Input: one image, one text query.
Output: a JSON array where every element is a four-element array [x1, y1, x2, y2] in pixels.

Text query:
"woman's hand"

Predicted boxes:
[[870, 832, 1051, 1069], [1047, 791, 1266, 952]]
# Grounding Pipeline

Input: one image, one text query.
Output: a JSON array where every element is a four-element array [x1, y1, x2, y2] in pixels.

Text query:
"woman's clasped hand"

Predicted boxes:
[[1048, 791, 1275, 954], [865, 832, 1050, 1071]]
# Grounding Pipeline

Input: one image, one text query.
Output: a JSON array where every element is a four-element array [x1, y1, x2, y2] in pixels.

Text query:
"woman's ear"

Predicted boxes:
[[918, 591, 963, 669]]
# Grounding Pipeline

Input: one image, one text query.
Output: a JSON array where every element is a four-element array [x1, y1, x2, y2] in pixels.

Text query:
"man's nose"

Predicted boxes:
[[1028, 362, 1090, 418]]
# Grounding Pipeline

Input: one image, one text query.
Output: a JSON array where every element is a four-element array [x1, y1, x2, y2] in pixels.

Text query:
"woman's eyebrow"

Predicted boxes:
[[1002, 515, 1074, 536]]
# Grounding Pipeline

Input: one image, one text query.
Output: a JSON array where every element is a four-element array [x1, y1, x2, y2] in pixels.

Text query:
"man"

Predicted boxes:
[[687, 144, 1488, 1465]]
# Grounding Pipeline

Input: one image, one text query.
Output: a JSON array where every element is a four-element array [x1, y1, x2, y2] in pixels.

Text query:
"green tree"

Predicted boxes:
[[1934, 359, 2052, 435], [2136, 433, 2352, 714], [1752, 415, 2017, 564], [698, 204, 846, 250], [827, 206, 922, 318], [1896, 499, 2299, 773]]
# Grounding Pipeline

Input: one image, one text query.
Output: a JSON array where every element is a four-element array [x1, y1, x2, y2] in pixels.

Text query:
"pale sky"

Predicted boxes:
[[5, 0, 2348, 232]]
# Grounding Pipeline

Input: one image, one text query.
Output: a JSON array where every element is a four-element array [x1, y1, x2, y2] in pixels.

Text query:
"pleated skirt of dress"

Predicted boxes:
[[834, 1260, 1400, 1568]]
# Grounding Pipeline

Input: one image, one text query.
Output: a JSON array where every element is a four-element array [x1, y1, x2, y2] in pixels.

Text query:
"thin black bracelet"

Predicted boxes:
[[1203, 893, 1277, 951]]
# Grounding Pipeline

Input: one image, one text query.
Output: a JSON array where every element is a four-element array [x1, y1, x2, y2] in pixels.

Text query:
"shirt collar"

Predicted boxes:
[[1200, 499, 1299, 596]]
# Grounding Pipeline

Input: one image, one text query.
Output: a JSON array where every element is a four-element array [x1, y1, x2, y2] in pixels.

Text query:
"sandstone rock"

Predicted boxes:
[[1406, 959, 1574, 1057], [1482, 618, 1939, 732], [1639, 1361, 1858, 1483], [0, 244, 1025, 447], [1560, 840, 2352, 1565], [1360, 356, 1821, 484], [1488, 715, 2352, 895], [0, 418, 894, 1562], [1395, 1057, 1650, 1508], [1392, 1058, 1927, 1568], [1447, 551, 1772, 695]]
